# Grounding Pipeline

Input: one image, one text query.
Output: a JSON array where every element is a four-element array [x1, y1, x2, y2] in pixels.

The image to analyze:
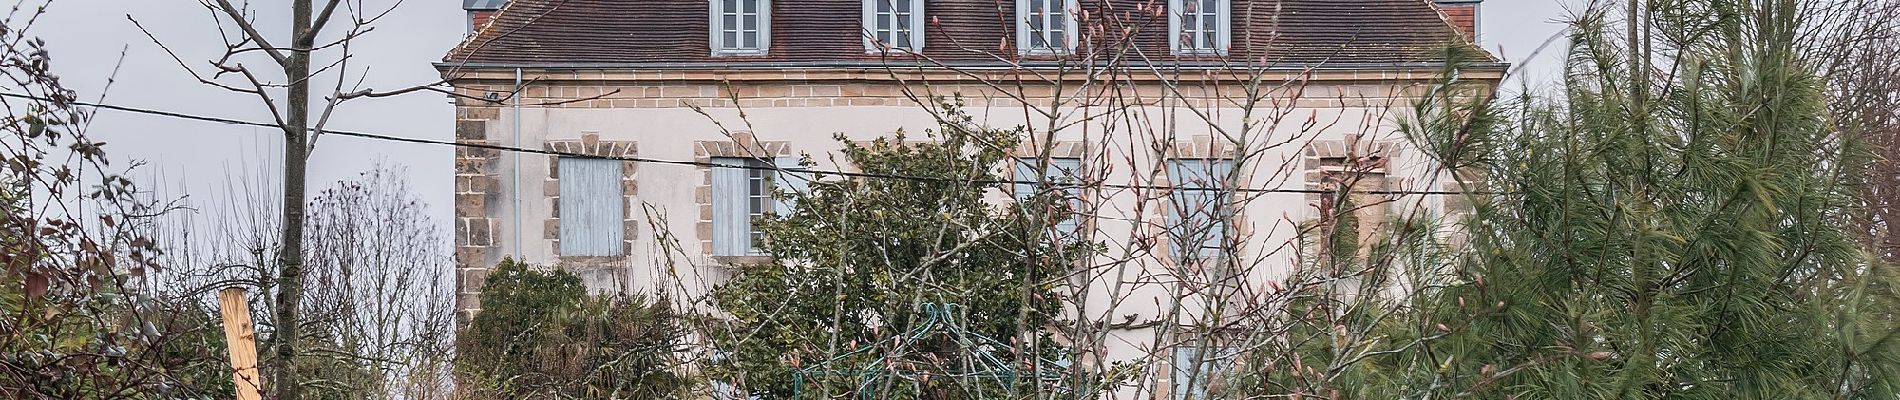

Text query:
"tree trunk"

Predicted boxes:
[[272, 1, 314, 399]]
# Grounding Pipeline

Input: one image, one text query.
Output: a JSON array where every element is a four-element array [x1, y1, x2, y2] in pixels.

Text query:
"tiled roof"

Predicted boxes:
[[444, 0, 1493, 68]]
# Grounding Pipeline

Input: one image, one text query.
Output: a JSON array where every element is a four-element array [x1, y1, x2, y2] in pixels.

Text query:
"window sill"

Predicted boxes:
[[863, 48, 924, 55], [1019, 50, 1073, 57], [711, 50, 771, 57], [1171, 50, 1228, 57], [558, 255, 627, 268]]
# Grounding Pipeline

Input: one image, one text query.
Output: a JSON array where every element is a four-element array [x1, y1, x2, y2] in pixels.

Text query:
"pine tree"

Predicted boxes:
[[1340, 0, 1900, 397], [1227, 1, 1900, 398]]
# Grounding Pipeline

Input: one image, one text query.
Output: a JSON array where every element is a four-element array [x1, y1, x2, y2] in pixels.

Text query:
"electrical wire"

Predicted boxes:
[[0, 91, 1491, 195]]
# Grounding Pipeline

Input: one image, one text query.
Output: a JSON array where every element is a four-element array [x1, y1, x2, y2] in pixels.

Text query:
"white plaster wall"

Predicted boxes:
[[482, 95, 1450, 382]]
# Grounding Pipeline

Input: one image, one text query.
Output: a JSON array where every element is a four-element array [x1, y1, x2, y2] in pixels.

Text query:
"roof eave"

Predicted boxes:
[[434, 60, 1511, 72]]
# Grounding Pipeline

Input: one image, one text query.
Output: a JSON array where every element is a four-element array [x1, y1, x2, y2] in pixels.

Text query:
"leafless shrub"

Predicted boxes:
[[146, 161, 455, 399]]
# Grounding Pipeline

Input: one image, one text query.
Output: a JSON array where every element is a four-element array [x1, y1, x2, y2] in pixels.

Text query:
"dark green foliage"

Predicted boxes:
[[0, 283, 238, 398], [1259, 1, 1900, 398], [709, 103, 1088, 398], [456, 259, 687, 398]]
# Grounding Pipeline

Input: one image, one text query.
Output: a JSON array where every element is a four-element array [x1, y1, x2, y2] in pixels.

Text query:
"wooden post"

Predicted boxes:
[[218, 287, 264, 400]]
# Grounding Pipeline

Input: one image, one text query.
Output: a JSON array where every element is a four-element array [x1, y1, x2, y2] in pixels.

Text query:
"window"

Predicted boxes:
[[1016, 0, 1077, 54], [711, 0, 770, 55], [1314, 154, 1388, 266], [1013, 158, 1084, 237], [864, 0, 924, 52], [558, 157, 626, 257], [1167, 159, 1233, 261], [1169, 0, 1229, 55], [1171, 345, 1236, 400], [711, 157, 807, 256]]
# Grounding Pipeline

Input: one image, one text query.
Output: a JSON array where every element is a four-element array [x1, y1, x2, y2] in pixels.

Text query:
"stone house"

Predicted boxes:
[[442, 0, 1500, 396]]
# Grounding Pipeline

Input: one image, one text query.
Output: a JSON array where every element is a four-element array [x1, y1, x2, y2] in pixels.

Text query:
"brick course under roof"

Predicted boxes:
[[444, 0, 1493, 68]]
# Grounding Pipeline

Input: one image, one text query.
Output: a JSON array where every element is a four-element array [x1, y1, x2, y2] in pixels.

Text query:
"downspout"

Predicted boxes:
[[513, 67, 522, 257]]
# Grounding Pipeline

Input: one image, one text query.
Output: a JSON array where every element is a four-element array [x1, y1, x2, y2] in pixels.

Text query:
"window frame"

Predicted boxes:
[[1166, 158, 1235, 261], [1015, 0, 1079, 55], [711, 157, 808, 257], [1170, 345, 1237, 400], [1167, 0, 1231, 55], [1012, 157, 1086, 238], [862, 0, 926, 53], [709, 0, 772, 56], [556, 157, 627, 257]]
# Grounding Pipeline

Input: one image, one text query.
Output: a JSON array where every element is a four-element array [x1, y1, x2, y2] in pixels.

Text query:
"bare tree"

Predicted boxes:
[[1820, 0, 1900, 266], [133, 1, 355, 395], [301, 164, 456, 398], [132, 1, 500, 397], [146, 161, 457, 399]]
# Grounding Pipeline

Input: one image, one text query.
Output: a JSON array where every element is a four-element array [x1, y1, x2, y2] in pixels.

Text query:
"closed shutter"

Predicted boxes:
[[711, 158, 752, 256], [558, 157, 625, 256]]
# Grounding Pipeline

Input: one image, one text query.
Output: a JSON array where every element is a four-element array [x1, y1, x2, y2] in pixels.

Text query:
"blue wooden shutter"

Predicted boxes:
[[711, 158, 752, 256], [558, 157, 625, 256]]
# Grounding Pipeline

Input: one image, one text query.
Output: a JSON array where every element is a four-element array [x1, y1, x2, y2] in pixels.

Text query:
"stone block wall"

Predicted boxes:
[[454, 105, 503, 322]]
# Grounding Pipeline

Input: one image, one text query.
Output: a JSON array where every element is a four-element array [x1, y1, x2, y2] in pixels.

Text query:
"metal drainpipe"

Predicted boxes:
[[513, 67, 523, 258]]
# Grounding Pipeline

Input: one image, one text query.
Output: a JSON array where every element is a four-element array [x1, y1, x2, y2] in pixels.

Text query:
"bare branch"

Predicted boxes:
[[302, 0, 347, 43], [205, 0, 287, 65]]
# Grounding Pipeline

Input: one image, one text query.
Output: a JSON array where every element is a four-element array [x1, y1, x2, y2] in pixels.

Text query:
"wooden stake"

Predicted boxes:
[[218, 287, 263, 400]]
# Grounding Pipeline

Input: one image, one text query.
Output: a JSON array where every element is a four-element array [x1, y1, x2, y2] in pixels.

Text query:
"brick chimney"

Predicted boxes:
[[1435, 0, 1481, 41], [464, 0, 506, 35]]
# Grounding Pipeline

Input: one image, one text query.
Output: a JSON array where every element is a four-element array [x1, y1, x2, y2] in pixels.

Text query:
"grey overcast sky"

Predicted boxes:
[[22, 0, 1574, 238]]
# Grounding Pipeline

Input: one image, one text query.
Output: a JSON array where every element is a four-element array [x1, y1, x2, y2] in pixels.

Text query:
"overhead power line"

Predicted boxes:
[[0, 91, 1489, 196]]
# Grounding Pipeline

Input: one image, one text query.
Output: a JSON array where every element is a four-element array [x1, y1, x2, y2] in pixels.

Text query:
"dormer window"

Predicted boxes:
[[1169, 0, 1229, 55], [864, 0, 925, 52], [1016, 0, 1077, 55], [711, 0, 770, 55]]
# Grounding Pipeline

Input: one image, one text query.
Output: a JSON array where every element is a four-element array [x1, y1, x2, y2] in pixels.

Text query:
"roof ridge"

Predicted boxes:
[[442, 0, 540, 68]]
